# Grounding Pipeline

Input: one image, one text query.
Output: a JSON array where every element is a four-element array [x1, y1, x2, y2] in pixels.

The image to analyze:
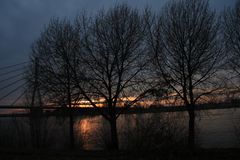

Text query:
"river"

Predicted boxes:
[[0, 108, 239, 149]]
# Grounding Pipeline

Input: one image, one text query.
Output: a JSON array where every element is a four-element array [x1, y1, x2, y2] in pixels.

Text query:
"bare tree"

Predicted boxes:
[[224, 1, 240, 77], [29, 5, 153, 150], [29, 18, 82, 148], [147, 0, 222, 148], [71, 5, 151, 150]]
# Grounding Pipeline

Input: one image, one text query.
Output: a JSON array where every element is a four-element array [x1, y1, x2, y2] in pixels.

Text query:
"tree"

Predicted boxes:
[[224, 0, 240, 77], [71, 4, 150, 150], [147, 0, 222, 148], [29, 18, 82, 148], [29, 4, 151, 150]]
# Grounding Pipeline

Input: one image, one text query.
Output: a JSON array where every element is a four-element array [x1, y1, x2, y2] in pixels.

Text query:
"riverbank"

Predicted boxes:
[[1, 102, 240, 117], [1, 148, 240, 160]]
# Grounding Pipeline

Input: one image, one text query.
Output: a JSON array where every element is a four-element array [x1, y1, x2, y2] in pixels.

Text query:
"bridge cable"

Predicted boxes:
[[0, 82, 27, 101], [0, 61, 29, 70]]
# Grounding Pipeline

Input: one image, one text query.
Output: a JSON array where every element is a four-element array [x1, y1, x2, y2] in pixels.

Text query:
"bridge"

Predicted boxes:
[[1, 61, 240, 118]]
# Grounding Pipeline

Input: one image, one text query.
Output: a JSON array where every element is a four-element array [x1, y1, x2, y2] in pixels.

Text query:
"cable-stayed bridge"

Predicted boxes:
[[0, 61, 29, 106], [1, 61, 240, 117]]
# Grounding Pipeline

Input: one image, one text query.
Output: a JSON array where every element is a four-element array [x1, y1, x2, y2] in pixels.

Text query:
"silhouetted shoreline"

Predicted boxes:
[[0, 102, 239, 117]]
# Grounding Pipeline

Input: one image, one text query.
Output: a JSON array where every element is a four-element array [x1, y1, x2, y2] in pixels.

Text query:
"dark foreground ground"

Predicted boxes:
[[0, 148, 240, 160]]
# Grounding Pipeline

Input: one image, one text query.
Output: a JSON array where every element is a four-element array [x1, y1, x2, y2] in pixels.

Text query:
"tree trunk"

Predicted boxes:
[[188, 106, 195, 149], [69, 108, 75, 149], [109, 118, 119, 150], [66, 66, 74, 149]]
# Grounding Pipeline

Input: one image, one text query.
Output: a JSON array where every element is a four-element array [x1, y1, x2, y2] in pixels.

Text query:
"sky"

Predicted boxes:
[[0, 0, 237, 66], [0, 0, 237, 105]]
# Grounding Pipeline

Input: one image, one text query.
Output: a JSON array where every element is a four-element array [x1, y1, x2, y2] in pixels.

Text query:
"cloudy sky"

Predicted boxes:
[[0, 0, 237, 105], [0, 0, 237, 66]]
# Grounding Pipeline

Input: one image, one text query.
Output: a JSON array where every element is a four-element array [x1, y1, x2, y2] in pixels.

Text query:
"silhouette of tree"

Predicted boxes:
[[146, 0, 222, 148], [70, 5, 150, 150], [224, 0, 240, 77], [29, 18, 82, 148], [28, 5, 151, 150]]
